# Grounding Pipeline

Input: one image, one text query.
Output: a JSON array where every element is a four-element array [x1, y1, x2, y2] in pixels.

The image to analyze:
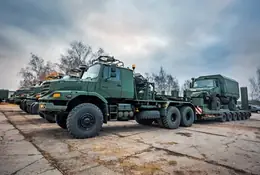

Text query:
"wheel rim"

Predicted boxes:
[[78, 113, 95, 130], [171, 113, 177, 122]]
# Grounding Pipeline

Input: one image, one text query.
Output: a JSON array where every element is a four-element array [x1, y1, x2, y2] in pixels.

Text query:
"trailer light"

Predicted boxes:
[[36, 94, 41, 99], [53, 93, 61, 98]]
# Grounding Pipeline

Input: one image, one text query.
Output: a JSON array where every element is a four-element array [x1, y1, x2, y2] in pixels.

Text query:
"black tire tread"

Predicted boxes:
[[66, 103, 103, 139]]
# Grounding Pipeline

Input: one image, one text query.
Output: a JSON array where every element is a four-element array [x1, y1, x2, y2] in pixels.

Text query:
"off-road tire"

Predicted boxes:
[[228, 98, 236, 111], [56, 113, 68, 129], [162, 106, 181, 129], [180, 106, 195, 127], [30, 102, 39, 115], [45, 114, 56, 123], [39, 112, 45, 119], [66, 103, 103, 139], [220, 113, 227, 122], [226, 112, 232, 121], [19, 100, 24, 111], [135, 118, 154, 125], [236, 112, 242, 120], [240, 112, 245, 120], [26, 104, 31, 114]]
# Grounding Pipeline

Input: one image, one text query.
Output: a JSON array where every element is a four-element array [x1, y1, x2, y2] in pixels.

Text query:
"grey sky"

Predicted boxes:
[[0, 0, 259, 93]]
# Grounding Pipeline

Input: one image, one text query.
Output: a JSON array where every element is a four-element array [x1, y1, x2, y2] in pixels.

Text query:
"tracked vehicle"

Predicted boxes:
[[38, 56, 198, 139]]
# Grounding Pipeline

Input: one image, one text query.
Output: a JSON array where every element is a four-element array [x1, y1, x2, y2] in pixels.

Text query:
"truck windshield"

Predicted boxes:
[[81, 64, 101, 79], [193, 79, 215, 88]]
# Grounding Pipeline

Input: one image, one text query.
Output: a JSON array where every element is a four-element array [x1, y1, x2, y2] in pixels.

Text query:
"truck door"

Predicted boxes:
[[100, 66, 122, 98]]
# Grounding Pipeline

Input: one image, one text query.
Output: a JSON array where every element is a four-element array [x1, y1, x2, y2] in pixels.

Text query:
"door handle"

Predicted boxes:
[[117, 84, 121, 87]]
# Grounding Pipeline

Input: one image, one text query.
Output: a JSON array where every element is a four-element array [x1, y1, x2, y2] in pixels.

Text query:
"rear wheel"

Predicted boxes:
[[232, 112, 237, 121], [180, 106, 195, 127], [226, 112, 232, 121], [240, 112, 245, 120], [237, 112, 242, 120], [66, 103, 103, 139], [220, 113, 227, 122], [162, 106, 181, 129]]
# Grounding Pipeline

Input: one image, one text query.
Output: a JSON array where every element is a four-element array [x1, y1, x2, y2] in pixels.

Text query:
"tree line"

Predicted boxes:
[[19, 40, 260, 101]]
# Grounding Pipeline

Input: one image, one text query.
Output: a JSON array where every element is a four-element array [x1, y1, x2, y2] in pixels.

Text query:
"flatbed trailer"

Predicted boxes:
[[192, 86, 251, 122]]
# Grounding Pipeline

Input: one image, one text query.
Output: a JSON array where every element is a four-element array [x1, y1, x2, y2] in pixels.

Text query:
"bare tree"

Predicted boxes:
[[57, 41, 105, 74], [19, 53, 56, 87], [249, 67, 260, 100], [152, 66, 167, 92], [166, 75, 179, 93], [182, 79, 191, 92], [151, 66, 179, 94]]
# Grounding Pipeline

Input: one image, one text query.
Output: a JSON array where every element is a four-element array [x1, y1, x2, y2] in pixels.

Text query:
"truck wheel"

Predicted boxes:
[[19, 100, 24, 111], [31, 103, 39, 115], [240, 112, 245, 120], [232, 112, 237, 121], [162, 106, 181, 129], [45, 114, 56, 123], [26, 104, 31, 114], [66, 103, 103, 139], [228, 98, 236, 111], [236, 112, 241, 120], [55, 113, 68, 129], [226, 112, 232, 121], [180, 106, 194, 127], [39, 112, 45, 119], [136, 118, 154, 125], [220, 113, 227, 122]]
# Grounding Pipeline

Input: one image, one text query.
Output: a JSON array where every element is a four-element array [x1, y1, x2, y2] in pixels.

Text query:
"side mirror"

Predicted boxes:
[[189, 82, 192, 88], [110, 72, 116, 77]]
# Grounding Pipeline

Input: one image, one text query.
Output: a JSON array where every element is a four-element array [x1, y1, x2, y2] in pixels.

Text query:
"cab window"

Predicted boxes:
[[103, 66, 120, 81]]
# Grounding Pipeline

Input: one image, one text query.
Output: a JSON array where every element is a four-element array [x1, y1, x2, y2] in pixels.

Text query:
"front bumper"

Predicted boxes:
[[39, 102, 67, 112]]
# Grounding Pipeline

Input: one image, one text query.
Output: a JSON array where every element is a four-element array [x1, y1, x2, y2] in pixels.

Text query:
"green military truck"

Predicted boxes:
[[9, 87, 34, 105], [21, 67, 88, 123], [0, 89, 9, 102], [38, 56, 199, 139], [186, 74, 251, 121], [37, 56, 251, 139]]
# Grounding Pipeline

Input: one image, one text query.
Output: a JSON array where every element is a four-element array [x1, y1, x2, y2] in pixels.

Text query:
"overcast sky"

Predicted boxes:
[[0, 0, 260, 93]]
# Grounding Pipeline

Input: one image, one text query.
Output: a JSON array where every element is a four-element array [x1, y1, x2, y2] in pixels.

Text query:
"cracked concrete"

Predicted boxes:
[[1, 104, 260, 175], [0, 111, 62, 175]]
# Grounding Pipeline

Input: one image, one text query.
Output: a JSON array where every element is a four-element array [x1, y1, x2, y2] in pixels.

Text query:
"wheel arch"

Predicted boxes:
[[66, 95, 108, 123]]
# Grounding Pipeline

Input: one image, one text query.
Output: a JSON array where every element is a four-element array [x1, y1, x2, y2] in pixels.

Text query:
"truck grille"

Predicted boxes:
[[40, 82, 51, 96]]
